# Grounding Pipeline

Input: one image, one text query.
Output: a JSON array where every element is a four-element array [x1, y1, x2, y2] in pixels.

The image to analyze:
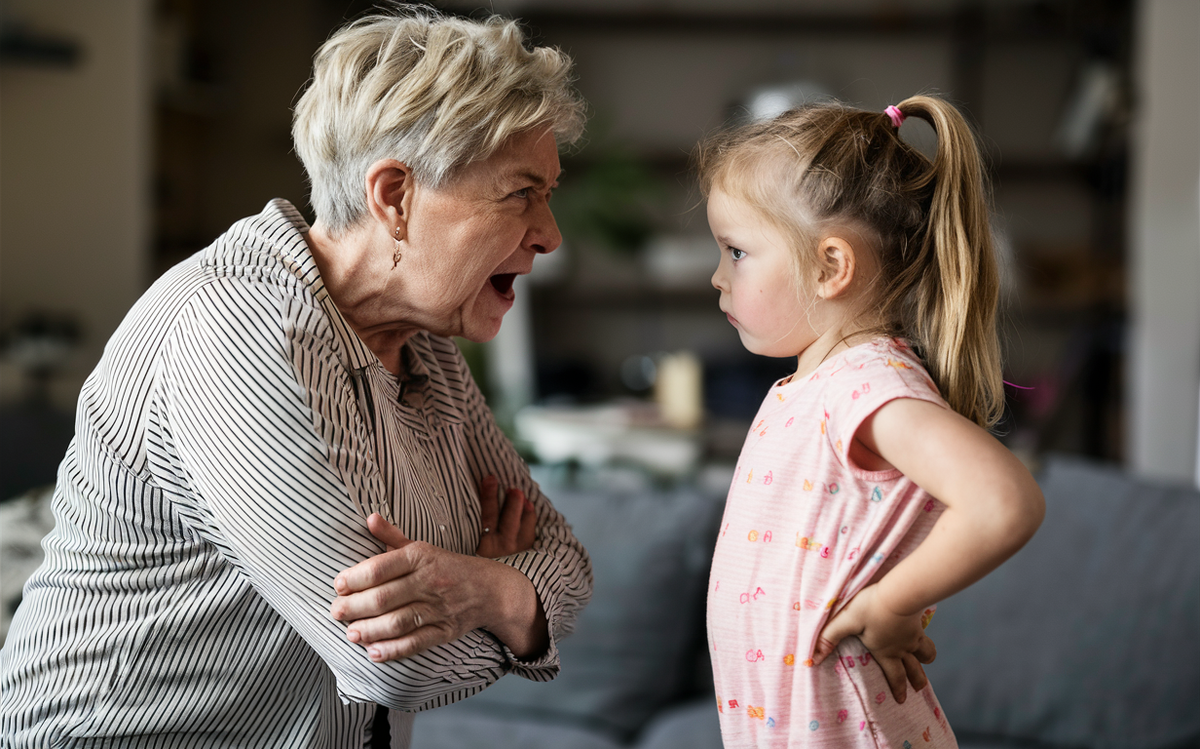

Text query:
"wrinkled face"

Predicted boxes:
[[708, 188, 817, 359], [403, 128, 562, 342]]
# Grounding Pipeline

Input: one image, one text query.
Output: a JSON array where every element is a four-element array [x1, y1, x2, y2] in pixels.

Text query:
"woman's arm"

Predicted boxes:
[[327, 336, 593, 672], [153, 283, 522, 710], [331, 512, 548, 661], [814, 397, 1045, 699]]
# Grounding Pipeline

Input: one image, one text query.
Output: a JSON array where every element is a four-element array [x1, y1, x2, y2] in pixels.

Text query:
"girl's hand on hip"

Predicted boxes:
[[811, 583, 936, 704], [330, 513, 547, 663], [474, 474, 537, 558]]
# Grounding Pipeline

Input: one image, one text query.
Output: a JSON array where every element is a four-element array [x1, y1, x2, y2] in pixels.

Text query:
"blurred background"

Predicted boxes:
[[1, 2, 1198, 747], [2, 0, 1197, 497]]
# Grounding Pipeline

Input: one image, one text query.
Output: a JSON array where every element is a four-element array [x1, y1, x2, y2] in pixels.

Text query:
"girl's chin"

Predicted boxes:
[[740, 335, 802, 360]]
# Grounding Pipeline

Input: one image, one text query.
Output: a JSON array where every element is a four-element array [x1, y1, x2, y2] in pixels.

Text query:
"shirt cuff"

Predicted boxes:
[[492, 548, 567, 679]]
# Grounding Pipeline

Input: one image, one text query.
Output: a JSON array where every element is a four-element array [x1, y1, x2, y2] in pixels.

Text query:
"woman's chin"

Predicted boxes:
[[457, 313, 506, 344]]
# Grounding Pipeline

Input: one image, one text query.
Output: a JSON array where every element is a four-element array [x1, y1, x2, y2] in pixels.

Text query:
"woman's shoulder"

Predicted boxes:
[[179, 200, 343, 342], [200, 199, 319, 297]]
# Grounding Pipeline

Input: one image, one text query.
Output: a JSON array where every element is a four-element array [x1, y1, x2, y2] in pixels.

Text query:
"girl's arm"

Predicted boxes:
[[813, 397, 1045, 701]]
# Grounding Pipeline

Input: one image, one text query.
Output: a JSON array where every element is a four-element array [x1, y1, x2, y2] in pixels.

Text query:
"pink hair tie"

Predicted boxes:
[[885, 105, 906, 128]]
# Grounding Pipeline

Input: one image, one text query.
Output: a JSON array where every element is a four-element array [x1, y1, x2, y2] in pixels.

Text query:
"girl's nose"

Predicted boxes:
[[711, 264, 727, 292]]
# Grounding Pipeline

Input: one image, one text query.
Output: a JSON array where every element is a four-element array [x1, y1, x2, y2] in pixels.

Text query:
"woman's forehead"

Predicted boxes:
[[460, 129, 562, 188]]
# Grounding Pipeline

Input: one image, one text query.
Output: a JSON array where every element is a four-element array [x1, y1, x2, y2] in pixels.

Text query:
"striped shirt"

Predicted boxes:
[[0, 199, 592, 748]]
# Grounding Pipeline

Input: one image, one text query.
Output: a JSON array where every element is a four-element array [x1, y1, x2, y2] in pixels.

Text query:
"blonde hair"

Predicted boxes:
[[293, 8, 586, 234], [696, 96, 1003, 428]]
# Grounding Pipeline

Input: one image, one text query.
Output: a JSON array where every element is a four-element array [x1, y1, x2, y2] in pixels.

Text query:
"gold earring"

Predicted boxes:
[[392, 226, 402, 268]]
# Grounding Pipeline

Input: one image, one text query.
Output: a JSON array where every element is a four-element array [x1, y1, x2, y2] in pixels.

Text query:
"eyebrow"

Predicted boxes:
[[506, 168, 564, 188]]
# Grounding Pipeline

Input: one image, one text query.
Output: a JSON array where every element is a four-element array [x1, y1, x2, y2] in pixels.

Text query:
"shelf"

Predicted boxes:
[[520, 9, 952, 38], [517, 1, 1126, 43]]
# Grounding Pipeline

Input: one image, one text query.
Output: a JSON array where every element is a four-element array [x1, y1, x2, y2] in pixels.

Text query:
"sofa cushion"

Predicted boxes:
[[454, 482, 725, 740], [411, 705, 625, 749], [928, 455, 1200, 749], [635, 695, 724, 749]]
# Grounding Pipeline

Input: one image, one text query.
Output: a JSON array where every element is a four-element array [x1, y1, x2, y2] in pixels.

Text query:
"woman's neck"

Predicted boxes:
[[305, 221, 419, 375]]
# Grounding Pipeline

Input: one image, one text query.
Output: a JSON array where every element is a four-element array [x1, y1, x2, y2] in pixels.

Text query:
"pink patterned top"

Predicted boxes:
[[707, 338, 959, 748]]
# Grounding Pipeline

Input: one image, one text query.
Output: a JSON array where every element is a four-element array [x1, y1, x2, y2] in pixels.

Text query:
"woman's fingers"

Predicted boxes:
[[364, 620, 455, 663], [516, 495, 537, 551], [366, 512, 412, 552], [346, 603, 430, 645], [331, 539, 507, 662], [476, 483, 537, 558], [334, 540, 419, 596], [331, 575, 416, 622], [477, 476, 500, 536], [497, 488, 524, 541]]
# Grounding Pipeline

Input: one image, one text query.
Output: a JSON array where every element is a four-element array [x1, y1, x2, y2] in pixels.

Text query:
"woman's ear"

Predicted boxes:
[[364, 159, 415, 240], [815, 235, 857, 300]]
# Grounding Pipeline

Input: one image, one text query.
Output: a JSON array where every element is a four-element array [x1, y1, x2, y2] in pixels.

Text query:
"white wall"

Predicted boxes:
[[1127, 0, 1200, 485], [0, 0, 153, 409]]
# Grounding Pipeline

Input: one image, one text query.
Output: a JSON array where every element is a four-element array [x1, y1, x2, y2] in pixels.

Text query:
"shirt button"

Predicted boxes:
[[439, 524, 446, 531]]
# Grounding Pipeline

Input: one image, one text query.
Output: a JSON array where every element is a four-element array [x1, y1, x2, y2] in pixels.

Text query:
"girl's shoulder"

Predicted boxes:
[[805, 338, 929, 383], [813, 338, 943, 406], [815, 339, 947, 478]]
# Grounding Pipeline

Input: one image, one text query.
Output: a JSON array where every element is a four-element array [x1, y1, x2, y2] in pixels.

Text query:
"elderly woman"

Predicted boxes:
[[0, 10, 590, 748]]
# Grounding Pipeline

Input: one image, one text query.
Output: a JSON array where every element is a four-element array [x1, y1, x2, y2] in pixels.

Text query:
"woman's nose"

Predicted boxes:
[[527, 200, 562, 254]]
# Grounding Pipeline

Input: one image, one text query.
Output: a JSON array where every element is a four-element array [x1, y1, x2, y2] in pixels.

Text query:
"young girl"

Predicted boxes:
[[700, 96, 1045, 748]]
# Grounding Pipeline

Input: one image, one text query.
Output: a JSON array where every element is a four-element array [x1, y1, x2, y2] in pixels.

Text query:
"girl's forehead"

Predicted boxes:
[[706, 187, 757, 224]]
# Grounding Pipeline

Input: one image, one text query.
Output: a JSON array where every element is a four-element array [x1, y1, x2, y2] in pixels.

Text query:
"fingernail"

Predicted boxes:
[[368, 646, 382, 661], [347, 630, 360, 643], [525, 498, 534, 511], [334, 576, 346, 593]]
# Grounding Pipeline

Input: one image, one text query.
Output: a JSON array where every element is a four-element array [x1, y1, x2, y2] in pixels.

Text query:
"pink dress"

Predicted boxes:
[[707, 338, 958, 748]]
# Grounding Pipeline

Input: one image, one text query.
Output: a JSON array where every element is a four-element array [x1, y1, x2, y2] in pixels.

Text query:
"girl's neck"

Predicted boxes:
[[793, 324, 886, 380]]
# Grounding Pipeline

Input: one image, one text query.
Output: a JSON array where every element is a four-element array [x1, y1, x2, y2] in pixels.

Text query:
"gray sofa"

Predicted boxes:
[[413, 456, 1200, 749]]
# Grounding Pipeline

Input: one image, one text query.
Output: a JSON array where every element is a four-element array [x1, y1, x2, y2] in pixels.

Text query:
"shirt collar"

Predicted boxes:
[[261, 199, 379, 373]]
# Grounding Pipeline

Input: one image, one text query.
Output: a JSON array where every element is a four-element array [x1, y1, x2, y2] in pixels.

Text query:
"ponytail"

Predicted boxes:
[[695, 95, 1004, 428], [892, 95, 1003, 428]]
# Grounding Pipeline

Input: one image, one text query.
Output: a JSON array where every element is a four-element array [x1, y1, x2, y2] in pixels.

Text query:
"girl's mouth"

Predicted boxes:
[[489, 273, 516, 296]]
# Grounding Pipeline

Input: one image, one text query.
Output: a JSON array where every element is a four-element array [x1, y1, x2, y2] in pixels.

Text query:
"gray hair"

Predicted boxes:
[[292, 8, 586, 234]]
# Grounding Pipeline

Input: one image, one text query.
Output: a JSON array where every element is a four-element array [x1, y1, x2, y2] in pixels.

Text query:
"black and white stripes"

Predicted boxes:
[[0, 199, 591, 748]]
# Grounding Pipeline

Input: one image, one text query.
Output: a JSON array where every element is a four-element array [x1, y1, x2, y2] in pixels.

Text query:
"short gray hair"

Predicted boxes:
[[292, 8, 586, 234]]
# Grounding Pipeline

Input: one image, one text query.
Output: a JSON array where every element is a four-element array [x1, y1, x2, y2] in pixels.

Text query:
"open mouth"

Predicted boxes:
[[489, 273, 516, 296]]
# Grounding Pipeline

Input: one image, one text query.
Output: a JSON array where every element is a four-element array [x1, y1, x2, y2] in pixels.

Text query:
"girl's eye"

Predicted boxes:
[[729, 247, 745, 261]]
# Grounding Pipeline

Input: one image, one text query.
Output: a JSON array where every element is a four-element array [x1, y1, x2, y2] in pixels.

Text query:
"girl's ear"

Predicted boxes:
[[815, 235, 857, 300], [364, 158, 415, 240]]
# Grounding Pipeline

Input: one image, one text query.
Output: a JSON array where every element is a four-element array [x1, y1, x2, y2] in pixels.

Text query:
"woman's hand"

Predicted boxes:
[[811, 584, 937, 704], [330, 513, 548, 663], [475, 474, 537, 558]]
